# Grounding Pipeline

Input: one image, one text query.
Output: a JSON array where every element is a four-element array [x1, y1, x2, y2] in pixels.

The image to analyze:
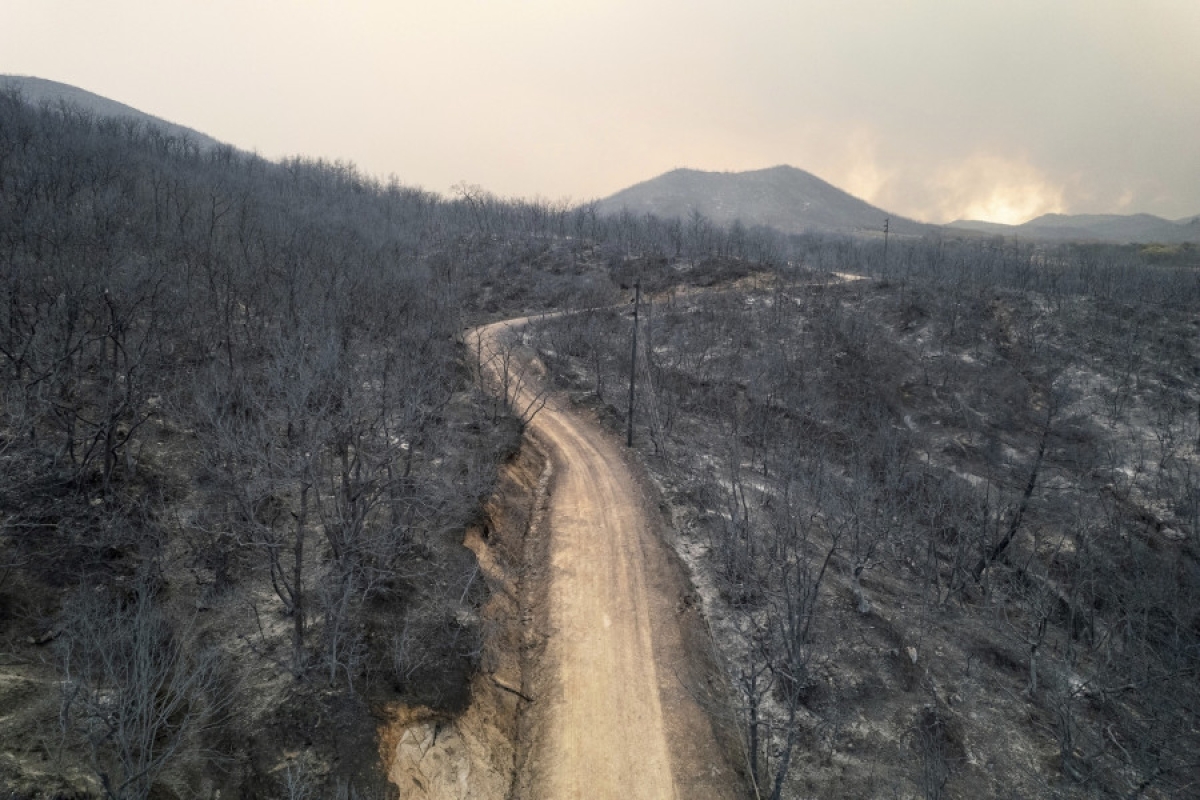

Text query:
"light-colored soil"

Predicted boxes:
[[478, 319, 740, 800], [381, 442, 548, 800]]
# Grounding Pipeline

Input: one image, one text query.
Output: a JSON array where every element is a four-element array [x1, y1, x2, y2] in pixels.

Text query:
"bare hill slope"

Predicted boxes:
[[597, 165, 935, 236]]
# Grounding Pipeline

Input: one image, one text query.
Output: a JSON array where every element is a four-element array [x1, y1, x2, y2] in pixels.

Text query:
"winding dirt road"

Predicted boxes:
[[476, 318, 738, 800]]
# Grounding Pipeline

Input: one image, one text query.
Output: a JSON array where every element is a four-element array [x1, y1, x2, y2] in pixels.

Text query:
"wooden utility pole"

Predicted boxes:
[[627, 281, 640, 447], [882, 217, 890, 274]]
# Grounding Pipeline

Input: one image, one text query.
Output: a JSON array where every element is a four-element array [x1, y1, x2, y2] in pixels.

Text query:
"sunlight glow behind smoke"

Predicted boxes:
[[837, 129, 893, 208], [827, 142, 1067, 226], [926, 154, 1066, 225]]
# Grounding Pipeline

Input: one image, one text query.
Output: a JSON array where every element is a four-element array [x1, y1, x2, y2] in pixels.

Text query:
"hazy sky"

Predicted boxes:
[[4, 1, 1199, 223]]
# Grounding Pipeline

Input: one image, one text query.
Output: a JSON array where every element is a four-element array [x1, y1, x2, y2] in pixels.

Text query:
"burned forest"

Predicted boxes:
[[529, 237, 1200, 798], [3, 86, 1200, 799]]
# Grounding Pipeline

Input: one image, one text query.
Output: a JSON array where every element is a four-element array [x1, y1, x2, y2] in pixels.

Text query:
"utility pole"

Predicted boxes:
[[626, 281, 640, 447], [882, 217, 889, 275]]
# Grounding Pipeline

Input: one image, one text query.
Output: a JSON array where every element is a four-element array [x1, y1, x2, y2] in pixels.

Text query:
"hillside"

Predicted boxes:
[[949, 211, 1200, 243], [0, 86, 769, 798], [527, 242, 1200, 799], [0, 74, 223, 150], [597, 165, 935, 237]]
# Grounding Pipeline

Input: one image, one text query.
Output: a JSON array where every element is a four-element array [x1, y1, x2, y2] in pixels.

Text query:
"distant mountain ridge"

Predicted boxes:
[[949, 212, 1200, 244], [1, 75, 222, 150], [6, 76, 1197, 245], [597, 165, 935, 237], [600, 165, 1200, 244]]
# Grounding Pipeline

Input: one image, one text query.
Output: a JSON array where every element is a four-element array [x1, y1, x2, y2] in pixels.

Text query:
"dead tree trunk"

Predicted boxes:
[[973, 409, 1051, 582]]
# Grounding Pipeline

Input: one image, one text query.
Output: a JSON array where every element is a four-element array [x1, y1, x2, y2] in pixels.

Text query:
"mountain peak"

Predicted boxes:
[[597, 166, 928, 236]]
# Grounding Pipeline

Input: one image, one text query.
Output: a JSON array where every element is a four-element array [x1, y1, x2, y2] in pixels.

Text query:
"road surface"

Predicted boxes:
[[474, 318, 738, 800]]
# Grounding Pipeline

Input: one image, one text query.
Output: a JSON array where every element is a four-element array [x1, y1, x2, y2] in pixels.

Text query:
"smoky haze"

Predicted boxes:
[[3, 0, 1197, 224]]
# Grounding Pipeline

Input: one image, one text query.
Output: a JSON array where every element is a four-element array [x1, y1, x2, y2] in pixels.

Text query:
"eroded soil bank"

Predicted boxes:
[[379, 440, 550, 799]]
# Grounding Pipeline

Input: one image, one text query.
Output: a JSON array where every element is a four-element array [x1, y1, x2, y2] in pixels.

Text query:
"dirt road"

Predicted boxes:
[[475, 319, 738, 800]]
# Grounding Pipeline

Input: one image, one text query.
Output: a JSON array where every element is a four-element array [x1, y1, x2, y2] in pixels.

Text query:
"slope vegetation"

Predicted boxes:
[[0, 84, 779, 798], [530, 244, 1200, 798], [1, 74, 223, 150]]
